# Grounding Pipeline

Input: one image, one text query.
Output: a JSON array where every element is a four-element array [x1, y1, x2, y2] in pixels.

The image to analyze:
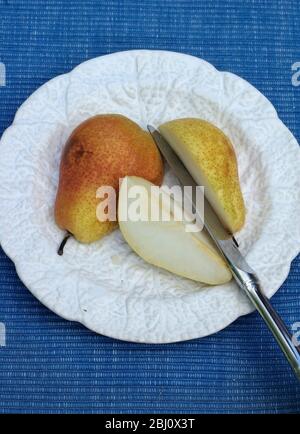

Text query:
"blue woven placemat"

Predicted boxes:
[[0, 0, 300, 414]]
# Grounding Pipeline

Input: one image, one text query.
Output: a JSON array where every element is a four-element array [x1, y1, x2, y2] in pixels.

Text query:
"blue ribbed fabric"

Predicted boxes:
[[0, 0, 299, 414]]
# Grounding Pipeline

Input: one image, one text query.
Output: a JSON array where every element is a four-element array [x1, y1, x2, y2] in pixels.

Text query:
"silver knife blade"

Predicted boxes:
[[148, 125, 253, 273]]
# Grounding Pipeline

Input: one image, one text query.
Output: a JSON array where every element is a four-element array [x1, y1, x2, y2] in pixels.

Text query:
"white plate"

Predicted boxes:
[[0, 50, 299, 343]]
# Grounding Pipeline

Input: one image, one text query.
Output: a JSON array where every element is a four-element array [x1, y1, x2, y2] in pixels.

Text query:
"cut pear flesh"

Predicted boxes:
[[118, 176, 232, 285]]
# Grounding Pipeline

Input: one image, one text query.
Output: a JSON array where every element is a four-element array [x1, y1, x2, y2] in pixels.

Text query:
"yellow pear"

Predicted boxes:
[[159, 118, 246, 233], [118, 176, 232, 285], [55, 115, 163, 250]]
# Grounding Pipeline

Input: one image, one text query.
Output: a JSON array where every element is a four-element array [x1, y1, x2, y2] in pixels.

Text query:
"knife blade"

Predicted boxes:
[[148, 124, 300, 379]]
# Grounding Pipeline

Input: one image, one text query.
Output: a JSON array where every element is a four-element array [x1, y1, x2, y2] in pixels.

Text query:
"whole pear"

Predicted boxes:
[[55, 115, 163, 247]]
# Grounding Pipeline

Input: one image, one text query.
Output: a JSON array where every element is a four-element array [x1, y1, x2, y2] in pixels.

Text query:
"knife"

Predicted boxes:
[[148, 125, 300, 380]]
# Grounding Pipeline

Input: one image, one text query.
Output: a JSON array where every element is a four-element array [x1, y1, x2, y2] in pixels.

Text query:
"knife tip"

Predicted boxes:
[[147, 124, 156, 134]]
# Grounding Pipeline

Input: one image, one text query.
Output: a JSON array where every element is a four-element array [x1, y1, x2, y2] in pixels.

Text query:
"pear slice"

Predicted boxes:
[[118, 176, 232, 285], [159, 118, 246, 234]]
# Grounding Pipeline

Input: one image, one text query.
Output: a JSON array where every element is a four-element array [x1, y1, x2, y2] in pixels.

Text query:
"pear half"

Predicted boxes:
[[118, 176, 232, 285], [159, 118, 246, 234]]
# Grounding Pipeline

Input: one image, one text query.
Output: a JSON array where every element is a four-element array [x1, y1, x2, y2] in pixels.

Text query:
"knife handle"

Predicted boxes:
[[230, 266, 300, 380]]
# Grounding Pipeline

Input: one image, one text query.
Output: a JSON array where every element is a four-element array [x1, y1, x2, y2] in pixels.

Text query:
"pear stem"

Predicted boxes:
[[57, 232, 72, 256]]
